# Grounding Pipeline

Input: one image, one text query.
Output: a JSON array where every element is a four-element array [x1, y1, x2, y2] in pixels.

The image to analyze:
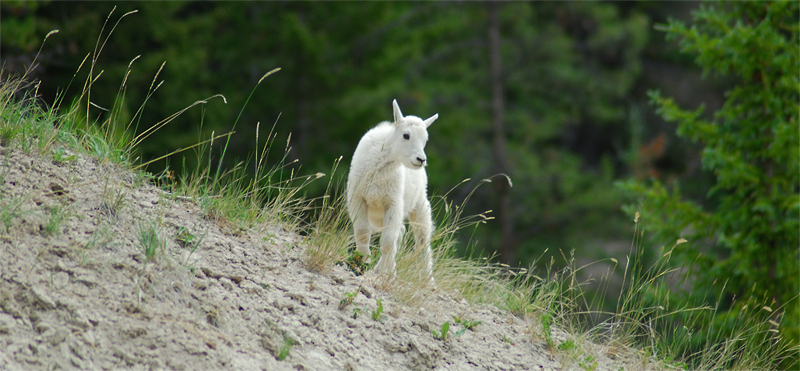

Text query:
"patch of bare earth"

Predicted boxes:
[[0, 144, 640, 370]]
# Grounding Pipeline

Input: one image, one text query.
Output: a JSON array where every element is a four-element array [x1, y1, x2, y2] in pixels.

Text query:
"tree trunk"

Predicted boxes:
[[487, 2, 514, 265]]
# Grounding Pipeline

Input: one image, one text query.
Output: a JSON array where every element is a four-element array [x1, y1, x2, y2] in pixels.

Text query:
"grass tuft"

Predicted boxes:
[[136, 218, 165, 261], [302, 157, 351, 273]]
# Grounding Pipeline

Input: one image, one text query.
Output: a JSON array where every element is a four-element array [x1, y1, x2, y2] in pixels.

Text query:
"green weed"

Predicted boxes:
[[175, 226, 196, 247], [51, 146, 76, 164], [371, 299, 385, 322], [137, 219, 165, 261], [453, 315, 482, 331], [276, 335, 294, 361], [0, 198, 24, 234], [579, 355, 597, 371], [41, 205, 69, 237], [100, 180, 125, 219], [339, 290, 358, 310], [432, 321, 467, 341], [342, 250, 369, 276], [557, 339, 575, 351], [541, 310, 555, 350], [431, 321, 450, 341]]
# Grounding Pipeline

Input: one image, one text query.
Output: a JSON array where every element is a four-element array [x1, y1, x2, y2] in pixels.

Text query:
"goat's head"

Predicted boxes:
[[391, 99, 437, 169]]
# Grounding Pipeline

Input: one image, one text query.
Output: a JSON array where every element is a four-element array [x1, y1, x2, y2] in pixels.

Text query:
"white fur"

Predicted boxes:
[[346, 99, 437, 284]]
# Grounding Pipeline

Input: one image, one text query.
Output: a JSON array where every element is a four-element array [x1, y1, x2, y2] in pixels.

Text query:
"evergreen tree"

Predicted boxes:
[[620, 0, 799, 356]]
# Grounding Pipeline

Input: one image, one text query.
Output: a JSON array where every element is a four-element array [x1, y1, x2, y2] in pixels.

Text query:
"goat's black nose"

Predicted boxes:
[[417, 157, 425, 164]]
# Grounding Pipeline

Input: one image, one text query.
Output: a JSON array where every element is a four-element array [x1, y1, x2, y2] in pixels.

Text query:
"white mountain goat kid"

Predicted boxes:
[[346, 99, 437, 284]]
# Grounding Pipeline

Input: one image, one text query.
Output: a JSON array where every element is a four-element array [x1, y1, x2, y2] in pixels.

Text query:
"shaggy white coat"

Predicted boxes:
[[346, 100, 437, 284]]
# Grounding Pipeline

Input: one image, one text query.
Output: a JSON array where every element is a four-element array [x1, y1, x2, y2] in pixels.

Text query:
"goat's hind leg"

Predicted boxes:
[[351, 201, 372, 261]]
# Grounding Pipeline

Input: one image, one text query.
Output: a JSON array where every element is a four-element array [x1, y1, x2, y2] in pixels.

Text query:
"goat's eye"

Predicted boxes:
[[403, 133, 410, 140]]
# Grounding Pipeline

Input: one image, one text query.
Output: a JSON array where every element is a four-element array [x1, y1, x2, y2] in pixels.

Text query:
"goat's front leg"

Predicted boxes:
[[375, 204, 404, 278], [409, 200, 435, 285]]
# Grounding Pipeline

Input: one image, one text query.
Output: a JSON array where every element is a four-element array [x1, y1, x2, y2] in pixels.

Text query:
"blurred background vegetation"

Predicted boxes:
[[2, 1, 797, 366]]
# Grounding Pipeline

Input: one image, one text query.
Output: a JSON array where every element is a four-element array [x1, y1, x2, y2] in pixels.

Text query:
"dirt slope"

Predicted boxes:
[[0, 144, 640, 370]]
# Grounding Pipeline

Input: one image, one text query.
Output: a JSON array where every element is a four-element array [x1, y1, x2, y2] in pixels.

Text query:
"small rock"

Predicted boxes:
[[31, 286, 56, 310], [48, 327, 70, 346], [69, 355, 84, 368], [75, 273, 99, 288], [70, 339, 86, 359], [53, 272, 69, 288], [193, 279, 208, 290], [149, 358, 162, 369], [80, 331, 96, 347], [168, 359, 187, 371], [57, 260, 76, 273], [35, 321, 53, 333], [0, 314, 13, 334], [219, 277, 234, 291]]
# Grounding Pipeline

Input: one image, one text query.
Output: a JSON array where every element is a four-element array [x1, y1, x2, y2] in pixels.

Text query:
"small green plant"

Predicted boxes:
[[276, 335, 294, 361], [137, 219, 165, 261], [371, 299, 384, 322], [176, 226, 204, 267], [176, 226, 196, 247], [453, 316, 482, 331], [0, 198, 24, 234], [339, 290, 358, 310], [343, 250, 369, 276], [579, 355, 597, 371], [558, 340, 575, 351], [352, 307, 362, 319], [51, 146, 76, 164], [41, 205, 68, 237], [432, 321, 467, 341], [100, 180, 125, 219], [541, 310, 555, 350], [431, 321, 450, 341]]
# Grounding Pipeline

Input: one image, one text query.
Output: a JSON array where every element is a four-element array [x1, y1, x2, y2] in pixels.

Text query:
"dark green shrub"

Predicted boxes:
[[619, 2, 799, 368]]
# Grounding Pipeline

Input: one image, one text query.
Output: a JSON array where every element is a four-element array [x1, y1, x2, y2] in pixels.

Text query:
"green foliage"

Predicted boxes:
[[452, 315, 481, 331], [41, 205, 68, 237], [371, 299, 384, 322], [338, 290, 358, 310], [557, 339, 575, 351], [541, 310, 555, 350], [136, 219, 165, 261], [51, 146, 76, 164], [342, 250, 369, 276], [276, 335, 294, 361], [175, 226, 196, 247], [431, 318, 471, 341], [579, 355, 597, 371], [619, 1, 799, 367], [431, 321, 450, 341]]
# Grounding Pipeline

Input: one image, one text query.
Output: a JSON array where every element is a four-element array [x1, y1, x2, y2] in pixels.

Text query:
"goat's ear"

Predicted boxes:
[[392, 99, 403, 124], [423, 114, 438, 128]]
